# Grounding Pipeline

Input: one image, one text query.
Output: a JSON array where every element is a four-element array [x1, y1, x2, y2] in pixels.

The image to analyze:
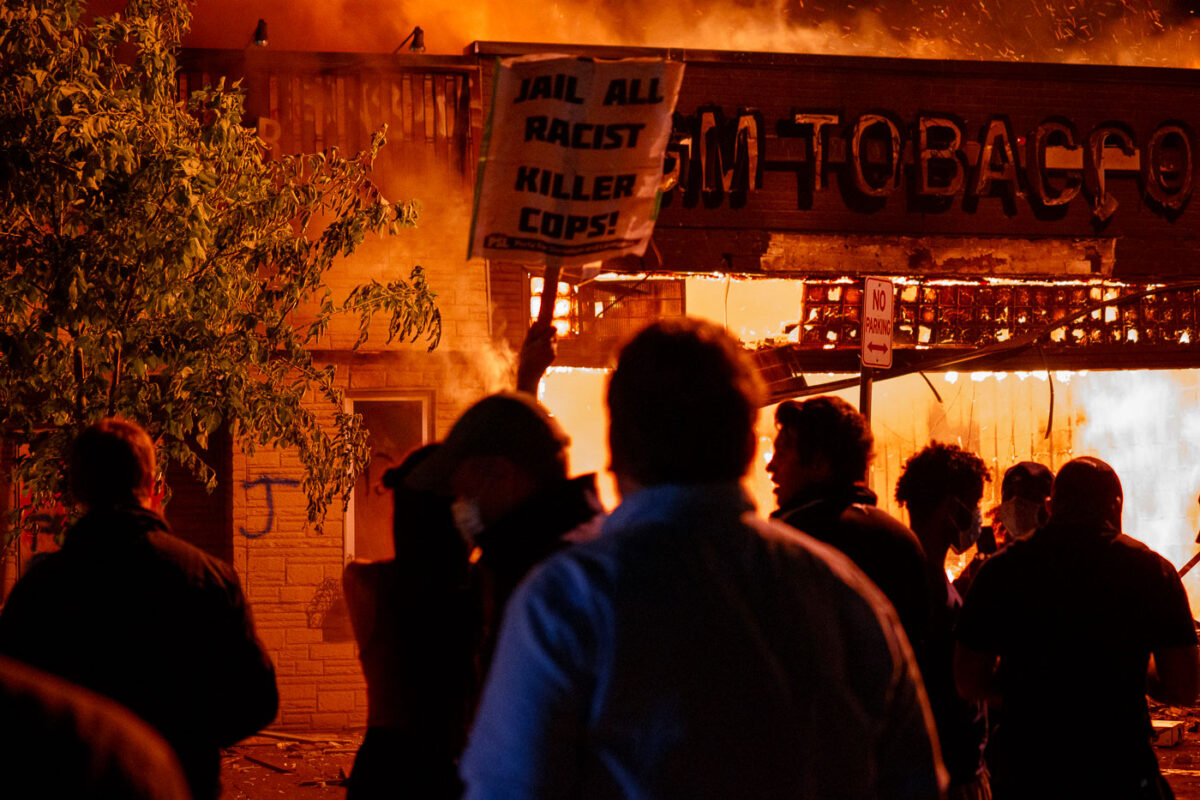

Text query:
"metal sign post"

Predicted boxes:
[[859, 365, 873, 422]]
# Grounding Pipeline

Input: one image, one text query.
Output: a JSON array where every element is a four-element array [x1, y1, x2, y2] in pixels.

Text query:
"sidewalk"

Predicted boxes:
[[220, 731, 361, 799], [221, 711, 1200, 799]]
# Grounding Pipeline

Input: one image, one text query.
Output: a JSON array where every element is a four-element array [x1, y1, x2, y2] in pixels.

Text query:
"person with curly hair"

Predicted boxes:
[[896, 442, 992, 800]]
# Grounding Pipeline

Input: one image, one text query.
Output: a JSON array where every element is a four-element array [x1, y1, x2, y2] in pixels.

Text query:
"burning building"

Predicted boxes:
[[492, 41, 1200, 583], [7, 34, 1200, 731]]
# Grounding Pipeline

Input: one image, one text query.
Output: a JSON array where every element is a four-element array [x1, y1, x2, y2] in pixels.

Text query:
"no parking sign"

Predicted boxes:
[[861, 277, 894, 369]]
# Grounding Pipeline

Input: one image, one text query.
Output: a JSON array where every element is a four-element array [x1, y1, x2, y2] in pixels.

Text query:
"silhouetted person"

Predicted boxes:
[[461, 318, 946, 800], [0, 418, 278, 800], [406, 392, 604, 690], [0, 654, 190, 800], [769, 395, 929, 648], [343, 444, 475, 799], [954, 461, 1053, 599], [991, 461, 1053, 544], [896, 442, 992, 800], [956, 456, 1199, 799]]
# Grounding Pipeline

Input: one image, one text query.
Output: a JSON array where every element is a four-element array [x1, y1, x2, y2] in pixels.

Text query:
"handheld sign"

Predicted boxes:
[[469, 55, 685, 267], [861, 277, 894, 369]]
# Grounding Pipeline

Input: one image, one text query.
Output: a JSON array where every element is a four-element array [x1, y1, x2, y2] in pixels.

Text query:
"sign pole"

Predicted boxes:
[[859, 363, 874, 422], [537, 265, 561, 326]]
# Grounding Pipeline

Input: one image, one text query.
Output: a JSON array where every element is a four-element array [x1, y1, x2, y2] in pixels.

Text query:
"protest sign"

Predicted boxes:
[[469, 55, 684, 267]]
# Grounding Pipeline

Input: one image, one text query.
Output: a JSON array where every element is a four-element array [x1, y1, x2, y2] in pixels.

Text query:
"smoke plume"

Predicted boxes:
[[152, 0, 1200, 67]]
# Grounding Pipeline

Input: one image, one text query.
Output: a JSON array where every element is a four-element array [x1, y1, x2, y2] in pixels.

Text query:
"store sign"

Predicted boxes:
[[470, 55, 684, 267], [662, 108, 1192, 224], [462, 47, 1200, 276]]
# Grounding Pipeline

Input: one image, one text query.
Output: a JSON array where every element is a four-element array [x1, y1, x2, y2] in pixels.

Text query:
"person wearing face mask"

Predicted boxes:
[[956, 457, 1199, 800], [896, 441, 992, 800], [461, 319, 945, 800], [992, 461, 1053, 544], [406, 392, 605, 705], [954, 462, 1054, 599]]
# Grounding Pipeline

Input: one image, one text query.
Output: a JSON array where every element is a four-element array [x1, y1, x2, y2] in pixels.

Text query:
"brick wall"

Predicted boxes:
[[232, 436, 359, 730], [229, 184, 518, 729], [488, 261, 530, 356]]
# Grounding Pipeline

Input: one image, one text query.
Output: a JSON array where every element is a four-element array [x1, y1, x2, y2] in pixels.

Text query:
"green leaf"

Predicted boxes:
[[0, 0, 441, 541]]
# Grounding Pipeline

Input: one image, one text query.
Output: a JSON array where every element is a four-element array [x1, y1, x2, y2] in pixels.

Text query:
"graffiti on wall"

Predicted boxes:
[[239, 475, 300, 538]]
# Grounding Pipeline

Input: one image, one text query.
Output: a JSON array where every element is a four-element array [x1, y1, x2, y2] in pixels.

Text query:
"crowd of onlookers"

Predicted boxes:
[[1, 315, 1197, 799]]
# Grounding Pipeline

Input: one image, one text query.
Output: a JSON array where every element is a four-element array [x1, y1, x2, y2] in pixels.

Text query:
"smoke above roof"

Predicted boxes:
[[138, 0, 1200, 67]]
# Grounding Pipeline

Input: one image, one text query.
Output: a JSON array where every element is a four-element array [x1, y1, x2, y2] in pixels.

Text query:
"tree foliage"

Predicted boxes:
[[0, 0, 442, 532]]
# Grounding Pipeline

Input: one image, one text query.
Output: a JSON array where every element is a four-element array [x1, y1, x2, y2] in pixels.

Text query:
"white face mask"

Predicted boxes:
[[450, 497, 486, 544], [994, 497, 1043, 541], [951, 505, 983, 554]]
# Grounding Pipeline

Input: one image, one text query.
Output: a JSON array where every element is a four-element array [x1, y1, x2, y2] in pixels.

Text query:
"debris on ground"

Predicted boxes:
[[221, 718, 1200, 799], [220, 732, 362, 799], [1155, 719, 1187, 748]]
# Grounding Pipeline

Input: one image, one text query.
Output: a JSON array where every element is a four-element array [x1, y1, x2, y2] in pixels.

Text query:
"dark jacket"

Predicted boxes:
[[0, 655, 190, 800], [773, 484, 929, 649], [958, 520, 1198, 795], [0, 506, 278, 800], [472, 474, 605, 685], [343, 479, 475, 799]]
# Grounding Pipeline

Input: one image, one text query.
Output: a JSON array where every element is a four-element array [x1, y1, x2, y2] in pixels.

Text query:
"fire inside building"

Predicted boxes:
[[5, 40, 1200, 731]]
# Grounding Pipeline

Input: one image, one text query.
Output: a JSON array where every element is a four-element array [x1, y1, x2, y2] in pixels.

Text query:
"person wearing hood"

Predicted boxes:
[[896, 442, 992, 800], [954, 461, 1053, 599], [405, 391, 604, 691], [991, 461, 1053, 544], [768, 395, 929, 649], [956, 456, 1199, 799]]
